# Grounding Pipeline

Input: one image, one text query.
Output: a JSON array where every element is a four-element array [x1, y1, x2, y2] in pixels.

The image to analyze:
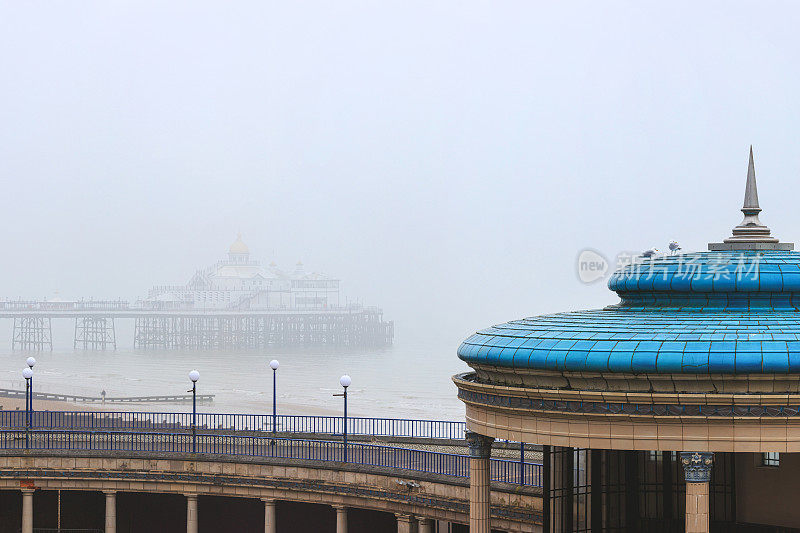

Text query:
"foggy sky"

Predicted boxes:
[[1, 1, 799, 346]]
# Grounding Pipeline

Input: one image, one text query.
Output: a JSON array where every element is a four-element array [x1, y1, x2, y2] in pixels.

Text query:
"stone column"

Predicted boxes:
[[21, 488, 34, 533], [262, 498, 276, 533], [395, 513, 414, 533], [680, 452, 714, 533], [418, 517, 434, 533], [333, 505, 348, 533], [104, 491, 117, 533], [186, 494, 198, 533], [466, 431, 494, 533]]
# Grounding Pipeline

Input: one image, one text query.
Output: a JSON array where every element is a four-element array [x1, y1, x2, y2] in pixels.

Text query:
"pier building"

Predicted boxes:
[[455, 149, 800, 532], [0, 235, 393, 350], [144, 234, 341, 311]]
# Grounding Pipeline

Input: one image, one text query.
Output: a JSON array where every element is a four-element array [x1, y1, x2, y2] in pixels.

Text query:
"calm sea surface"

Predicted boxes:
[[0, 320, 470, 420]]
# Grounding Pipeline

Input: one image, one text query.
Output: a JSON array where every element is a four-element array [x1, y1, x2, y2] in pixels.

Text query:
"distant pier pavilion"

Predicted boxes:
[[0, 236, 393, 351], [455, 149, 800, 533]]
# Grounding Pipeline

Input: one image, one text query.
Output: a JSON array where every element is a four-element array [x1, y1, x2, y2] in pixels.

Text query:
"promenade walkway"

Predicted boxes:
[[0, 411, 543, 487]]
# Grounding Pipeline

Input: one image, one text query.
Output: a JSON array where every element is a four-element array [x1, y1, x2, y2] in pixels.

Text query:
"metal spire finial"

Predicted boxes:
[[708, 147, 793, 251], [743, 145, 760, 210]]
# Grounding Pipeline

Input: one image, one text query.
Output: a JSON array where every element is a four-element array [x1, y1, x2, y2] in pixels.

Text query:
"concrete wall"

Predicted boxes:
[[736, 452, 800, 529]]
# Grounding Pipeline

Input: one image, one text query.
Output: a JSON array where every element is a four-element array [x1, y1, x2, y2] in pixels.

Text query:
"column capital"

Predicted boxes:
[[103, 490, 117, 496], [21, 488, 36, 494], [185, 493, 199, 500], [680, 452, 714, 483], [261, 498, 276, 504], [395, 513, 414, 523], [332, 504, 347, 511], [466, 431, 494, 458]]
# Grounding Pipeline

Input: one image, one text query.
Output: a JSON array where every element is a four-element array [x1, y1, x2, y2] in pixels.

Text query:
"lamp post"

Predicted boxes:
[[269, 360, 279, 434], [22, 367, 32, 449], [339, 375, 351, 462], [26, 357, 36, 418], [188, 370, 199, 453]]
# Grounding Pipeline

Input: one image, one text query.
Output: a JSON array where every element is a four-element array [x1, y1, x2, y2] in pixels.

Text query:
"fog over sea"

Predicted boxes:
[[0, 321, 470, 421]]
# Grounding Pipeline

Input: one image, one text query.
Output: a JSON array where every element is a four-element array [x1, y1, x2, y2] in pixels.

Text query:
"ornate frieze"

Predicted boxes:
[[458, 388, 800, 418]]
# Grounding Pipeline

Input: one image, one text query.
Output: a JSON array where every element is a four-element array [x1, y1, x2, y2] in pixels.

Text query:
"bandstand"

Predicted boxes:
[[455, 149, 800, 533]]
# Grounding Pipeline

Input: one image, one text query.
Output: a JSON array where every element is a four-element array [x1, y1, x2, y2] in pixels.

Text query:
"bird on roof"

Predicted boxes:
[[641, 248, 659, 258], [669, 241, 681, 255]]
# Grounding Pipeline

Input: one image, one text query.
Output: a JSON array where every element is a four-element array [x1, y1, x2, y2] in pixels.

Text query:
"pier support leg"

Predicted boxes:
[[418, 517, 434, 533], [13, 316, 53, 352], [21, 488, 34, 533], [681, 452, 713, 533], [395, 513, 413, 533], [103, 491, 116, 533], [467, 431, 494, 533], [262, 498, 276, 533], [186, 494, 198, 533], [75, 316, 116, 350], [334, 505, 347, 533]]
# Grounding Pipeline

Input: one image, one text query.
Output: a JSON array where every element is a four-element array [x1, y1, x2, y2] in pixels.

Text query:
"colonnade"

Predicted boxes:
[[466, 428, 717, 533], [17, 491, 452, 533]]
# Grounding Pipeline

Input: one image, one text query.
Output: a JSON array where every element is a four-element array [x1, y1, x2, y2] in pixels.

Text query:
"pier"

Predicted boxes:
[[0, 301, 393, 351]]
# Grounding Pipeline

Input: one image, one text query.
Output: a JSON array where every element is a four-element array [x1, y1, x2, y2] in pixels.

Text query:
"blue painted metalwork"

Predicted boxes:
[[0, 429, 541, 486], [458, 251, 800, 374], [0, 411, 468, 439]]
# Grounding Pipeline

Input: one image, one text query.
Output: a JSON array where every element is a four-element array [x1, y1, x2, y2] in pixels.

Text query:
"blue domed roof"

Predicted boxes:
[[608, 251, 800, 308], [458, 150, 800, 375], [458, 251, 800, 374]]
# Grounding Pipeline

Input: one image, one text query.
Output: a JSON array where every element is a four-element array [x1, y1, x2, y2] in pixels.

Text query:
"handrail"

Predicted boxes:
[[0, 429, 541, 487], [0, 411, 467, 440]]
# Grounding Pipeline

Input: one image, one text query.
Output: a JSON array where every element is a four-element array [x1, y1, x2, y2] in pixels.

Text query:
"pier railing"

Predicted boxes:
[[0, 411, 467, 440], [0, 429, 541, 487]]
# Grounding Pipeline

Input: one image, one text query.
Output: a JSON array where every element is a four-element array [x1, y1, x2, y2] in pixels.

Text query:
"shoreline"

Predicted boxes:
[[0, 396, 351, 417]]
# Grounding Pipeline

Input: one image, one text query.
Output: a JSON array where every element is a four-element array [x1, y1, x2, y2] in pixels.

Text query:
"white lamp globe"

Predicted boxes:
[[22, 368, 33, 379], [339, 375, 352, 388], [26, 357, 36, 368], [269, 360, 280, 371], [189, 370, 200, 382]]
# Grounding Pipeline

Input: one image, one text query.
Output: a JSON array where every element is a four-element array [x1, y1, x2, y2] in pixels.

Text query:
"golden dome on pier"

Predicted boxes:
[[229, 233, 249, 254]]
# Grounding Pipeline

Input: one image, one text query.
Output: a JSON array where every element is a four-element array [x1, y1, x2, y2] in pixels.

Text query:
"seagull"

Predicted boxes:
[[641, 248, 659, 258], [669, 241, 682, 255]]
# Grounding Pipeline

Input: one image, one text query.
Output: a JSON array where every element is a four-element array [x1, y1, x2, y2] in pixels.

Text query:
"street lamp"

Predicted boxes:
[[26, 357, 35, 416], [22, 367, 32, 448], [269, 360, 279, 434], [339, 375, 351, 462], [188, 370, 199, 453]]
